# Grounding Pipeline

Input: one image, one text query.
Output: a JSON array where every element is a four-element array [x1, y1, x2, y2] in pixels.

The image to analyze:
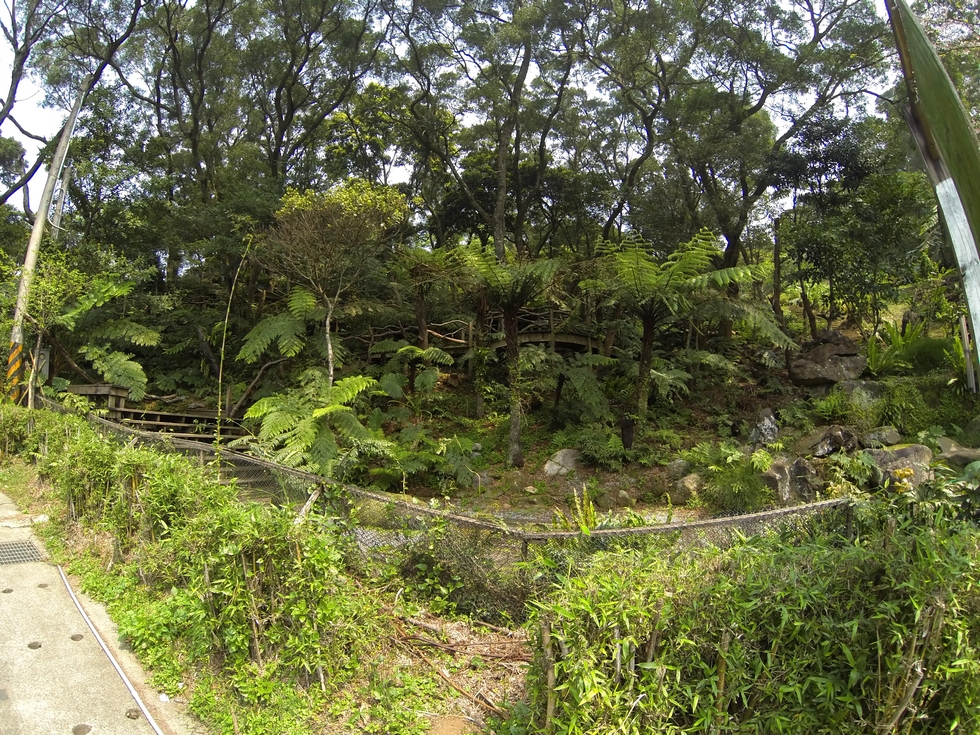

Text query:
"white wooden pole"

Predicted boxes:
[[6, 84, 87, 402]]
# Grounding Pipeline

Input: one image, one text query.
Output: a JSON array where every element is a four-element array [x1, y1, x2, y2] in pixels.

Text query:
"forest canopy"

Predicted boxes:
[[0, 0, 977, 471]]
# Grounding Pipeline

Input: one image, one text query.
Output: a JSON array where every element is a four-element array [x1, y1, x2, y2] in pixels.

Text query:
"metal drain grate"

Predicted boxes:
[[0, 541, 43, 565]]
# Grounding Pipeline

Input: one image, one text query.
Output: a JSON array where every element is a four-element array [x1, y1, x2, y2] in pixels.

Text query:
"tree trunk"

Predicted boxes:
[[504, 309, 523, 468], [634, 316, 656, 429], [325, 301, 336, 390], [551, 373, 566, 430], [603, 304, 622, 357], [771, 216, 785, 327], [797, 252, 818, 339], [416, 286, 429, 349], [473, 303, 486, 419]]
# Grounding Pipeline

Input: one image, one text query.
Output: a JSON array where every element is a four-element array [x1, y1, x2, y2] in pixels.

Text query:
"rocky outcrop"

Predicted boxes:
[[748, 408, 780, 446], [666, 459, 692, 480], [762, 456, 822, 506], [671, 473, 704, 506], [795, 425, 859, 458], [861, 426, 902, 448], [937, 437, 980, 470], [866, 444, 933, 488], [789, 331, 866, 387]]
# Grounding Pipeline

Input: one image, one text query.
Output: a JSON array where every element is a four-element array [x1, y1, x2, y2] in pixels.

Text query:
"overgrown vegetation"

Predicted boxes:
[[521, 485, 980, 734], [0, 405, 487, 734]]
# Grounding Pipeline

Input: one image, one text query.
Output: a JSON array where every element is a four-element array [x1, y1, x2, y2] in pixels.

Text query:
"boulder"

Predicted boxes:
[[543, 448, 581, 477], [862, 426, 902, 448], [748, 408, 780, 446], [866, 444, 934, 488], [666, 458, 692, 480], [594, 492, 616, 511], [762, 456, 822, 506], [670, 473, 703, 506], [617, 489, 635, 508], [789, 330, 866, 386], [936, 436, 980, 470], [795, 425, 859, 458]]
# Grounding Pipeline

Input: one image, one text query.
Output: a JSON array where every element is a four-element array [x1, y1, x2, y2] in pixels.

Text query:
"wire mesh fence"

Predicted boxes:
[[37, 397, 852, 624]]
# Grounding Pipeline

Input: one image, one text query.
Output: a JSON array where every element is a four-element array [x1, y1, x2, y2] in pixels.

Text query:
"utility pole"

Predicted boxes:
[[5, 84, 87, 403]]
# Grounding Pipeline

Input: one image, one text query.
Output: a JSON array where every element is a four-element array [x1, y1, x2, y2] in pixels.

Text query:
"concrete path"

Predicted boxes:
[[0, 492, 206, 735]]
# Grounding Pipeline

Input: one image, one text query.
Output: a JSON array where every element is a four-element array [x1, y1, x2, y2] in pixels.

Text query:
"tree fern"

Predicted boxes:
[[238, 312, 308, 362], [287, 286, 319, 319], [56, 278, 135, 330], [243, 368, 382, 477], [79, 345, 149, 401], [87, 319, 161, 347]]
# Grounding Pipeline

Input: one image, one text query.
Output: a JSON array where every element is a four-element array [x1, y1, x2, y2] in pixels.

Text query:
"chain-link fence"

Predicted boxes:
[[40, 397, 852, 624]]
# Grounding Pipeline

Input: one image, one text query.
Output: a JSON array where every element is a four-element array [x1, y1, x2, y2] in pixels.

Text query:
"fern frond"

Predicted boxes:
[[329, 375, 377, 405], [725, 300, 797, 350], [328, 409, 372, 442], [687, 265, 757, 290], [372, 339, 410, 355], [238, 313, 307, 362], [418, 346, 454, 366], [79, 345, 148, 401], [287, 286, 318, 319], [311, 404, 354, 419], [58, 278, 135, 329], [89, 319, 161, 347]]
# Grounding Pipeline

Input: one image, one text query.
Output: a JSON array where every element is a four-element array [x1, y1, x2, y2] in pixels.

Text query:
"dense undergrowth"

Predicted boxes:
[[0, 404, 456, 734], [515, 484, 980, 734], [6, 383, 980, 734]]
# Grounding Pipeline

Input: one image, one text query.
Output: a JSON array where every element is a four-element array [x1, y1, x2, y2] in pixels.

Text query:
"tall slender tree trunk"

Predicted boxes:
[[474, 301, 487, 419], [634, 316, 656, 431], [504, 308, 523, 468], [416, 287, 429, 349], [771, 216, 785, 327]]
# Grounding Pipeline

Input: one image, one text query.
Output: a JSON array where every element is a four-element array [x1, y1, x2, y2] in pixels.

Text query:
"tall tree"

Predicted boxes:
[[457, 244, 560, 467], [258, 180, 408, 387]]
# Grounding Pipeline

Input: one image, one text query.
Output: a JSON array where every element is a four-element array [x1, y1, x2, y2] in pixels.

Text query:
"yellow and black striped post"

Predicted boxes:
[[6, 339, 24, 404]]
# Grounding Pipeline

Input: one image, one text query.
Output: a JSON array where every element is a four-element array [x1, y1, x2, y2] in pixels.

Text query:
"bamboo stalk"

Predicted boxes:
[[646, 600, 664, 663], [613, 625, 622, 684], [543, 620, 557, 734], [716, 630, 731, 722]]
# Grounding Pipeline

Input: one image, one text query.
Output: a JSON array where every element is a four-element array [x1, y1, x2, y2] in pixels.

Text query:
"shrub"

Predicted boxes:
[[526, 496, 980, 734], [0, 405, 388, 729], [683, 441, 773, 513], [877, 380, 935, 435]]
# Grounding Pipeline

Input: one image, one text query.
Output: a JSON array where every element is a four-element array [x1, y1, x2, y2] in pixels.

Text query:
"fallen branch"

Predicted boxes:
[[230, 358, 289, 417], [295, 487, 322, 522], [394, 637, 506, 717], [399, 633, 531, 661]]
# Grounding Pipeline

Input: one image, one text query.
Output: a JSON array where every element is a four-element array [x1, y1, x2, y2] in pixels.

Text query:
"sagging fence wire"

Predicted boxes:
[[39, 397, 852, 623]]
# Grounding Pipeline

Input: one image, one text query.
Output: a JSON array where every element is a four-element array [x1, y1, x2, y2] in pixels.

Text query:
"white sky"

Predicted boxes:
[[1, 44, 65, 211]]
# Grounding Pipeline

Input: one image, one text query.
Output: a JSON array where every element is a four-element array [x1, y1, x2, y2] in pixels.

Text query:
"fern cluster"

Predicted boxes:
[[683, 441, 774, 513]]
